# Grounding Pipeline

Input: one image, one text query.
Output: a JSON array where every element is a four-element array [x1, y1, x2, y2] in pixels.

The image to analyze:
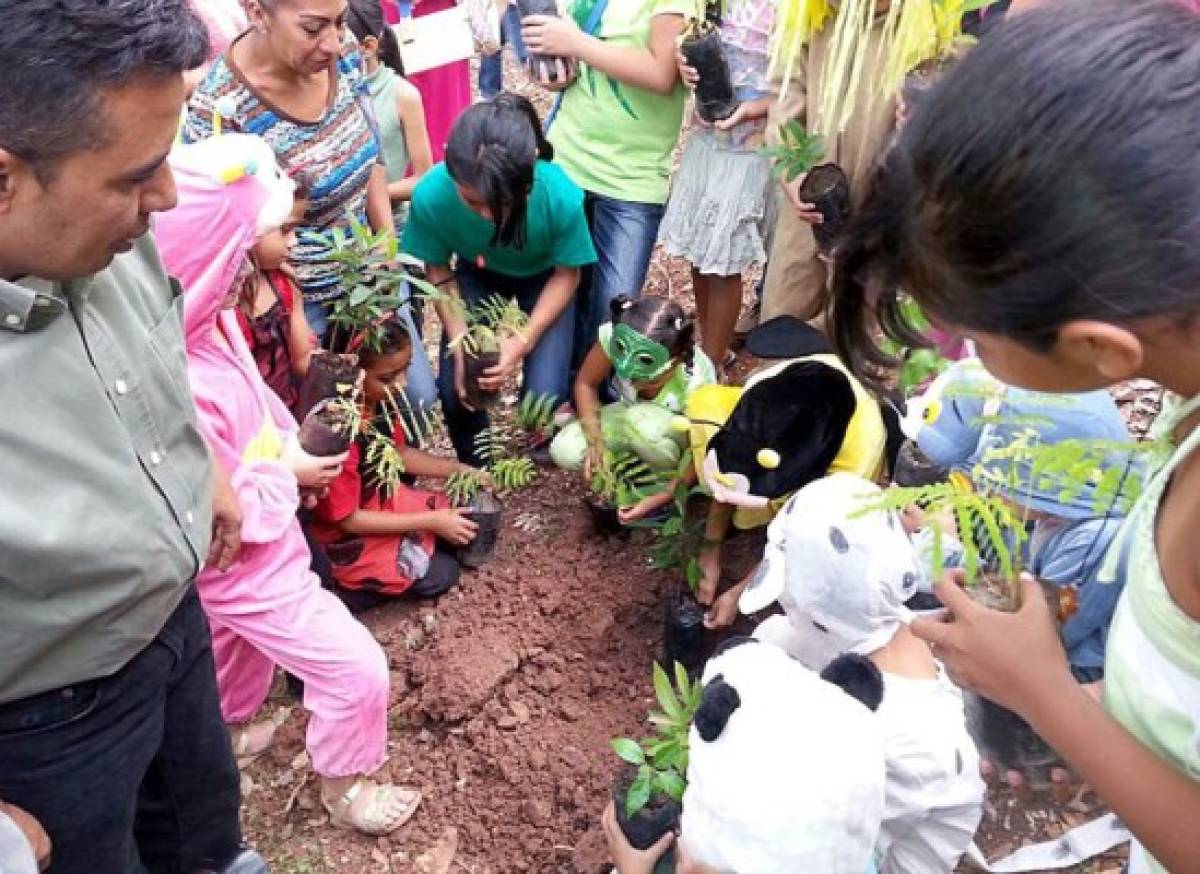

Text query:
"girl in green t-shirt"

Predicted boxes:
[[402, 95, 597, 465], [551, 295, 716, 523]]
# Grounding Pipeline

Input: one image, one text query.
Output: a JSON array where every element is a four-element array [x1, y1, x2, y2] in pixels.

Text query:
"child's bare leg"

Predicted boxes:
[[699, 273, 743, 368], [692, 269, 711, 346]]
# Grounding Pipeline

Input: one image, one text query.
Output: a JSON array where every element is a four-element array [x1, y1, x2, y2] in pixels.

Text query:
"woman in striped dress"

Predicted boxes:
[[183, 0, 437, 414]]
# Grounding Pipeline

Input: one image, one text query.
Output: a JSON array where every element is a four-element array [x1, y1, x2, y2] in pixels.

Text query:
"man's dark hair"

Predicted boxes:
[[0, 0, 209, 177]]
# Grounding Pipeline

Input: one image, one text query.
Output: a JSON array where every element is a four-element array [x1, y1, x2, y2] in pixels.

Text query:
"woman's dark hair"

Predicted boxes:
[[357, 317, 412, 368], [609, 294, 695, 359], [0, 0, 208, 180], [829, 0, 1200, 387], [444, 93, 554, 249], [347, 0, 406, 76]]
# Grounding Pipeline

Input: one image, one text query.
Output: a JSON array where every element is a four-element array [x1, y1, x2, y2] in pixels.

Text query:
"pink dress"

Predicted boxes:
[[155, 139, 389, 779], [407, 0, 473, 161]]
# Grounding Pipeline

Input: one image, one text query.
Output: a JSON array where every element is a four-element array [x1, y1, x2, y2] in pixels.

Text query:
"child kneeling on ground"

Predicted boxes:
[[739, 472, 986, 874], [551, 295, 716, 523], [308, 318, 487, 612], [157, 133, 419, 836]]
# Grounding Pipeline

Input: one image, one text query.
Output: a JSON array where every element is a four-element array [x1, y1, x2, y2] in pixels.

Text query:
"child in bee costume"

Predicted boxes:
[[684, 353, 887, 605]]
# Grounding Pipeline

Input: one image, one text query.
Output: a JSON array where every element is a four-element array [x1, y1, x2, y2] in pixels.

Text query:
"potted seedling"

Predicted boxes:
[[586, 450, 663, 537], [297, 394, 364, 458], [449, 295, 530, 410], [307, 214, 442, 356], [295, 352, 360, 424], [856, 419, 1154, 781], [517, 0, 575, 86], [680, 4, 739, 124], [642, 462, 710, 672], [610, 661, 700, 857], [443, 398, 550, 566], [762, 120, 849, 256]]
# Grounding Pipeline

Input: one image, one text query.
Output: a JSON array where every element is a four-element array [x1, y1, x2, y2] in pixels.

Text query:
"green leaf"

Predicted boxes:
[[652, 662, 683, 723], [610, 737, 645, 766], [655, 769, 687, 802], [625, 771, 652, 818]]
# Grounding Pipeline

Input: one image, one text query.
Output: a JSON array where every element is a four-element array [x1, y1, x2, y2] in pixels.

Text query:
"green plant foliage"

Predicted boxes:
[[855, 478, 1028, 583], [611, 661, 702, 818], [449, 294, 529, 358], [444, 469, 484, 508], [761, 119, 825, 183], [636, 453, 706, 591], [515, 392, 559, 432], [304, 215, 443, 355], [589, 450, 664, 508], [878, 295, 951, 396]]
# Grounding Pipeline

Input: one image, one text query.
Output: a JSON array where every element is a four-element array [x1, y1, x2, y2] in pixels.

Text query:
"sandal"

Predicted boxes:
[[322, 777, 422, 836], [228, 720, 276, 770]]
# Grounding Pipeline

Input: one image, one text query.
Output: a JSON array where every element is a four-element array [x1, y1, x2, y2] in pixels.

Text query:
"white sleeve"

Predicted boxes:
[[0, 810, 39, 874]]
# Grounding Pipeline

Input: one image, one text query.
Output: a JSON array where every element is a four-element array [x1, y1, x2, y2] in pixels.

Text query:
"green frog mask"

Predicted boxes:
[[600, 322, 674, 383]]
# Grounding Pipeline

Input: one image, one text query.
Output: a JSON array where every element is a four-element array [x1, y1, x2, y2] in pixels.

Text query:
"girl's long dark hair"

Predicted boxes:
[[444, 93, 554, 249], [348, 0, 406, 76], [829, 0, 1200, 388]]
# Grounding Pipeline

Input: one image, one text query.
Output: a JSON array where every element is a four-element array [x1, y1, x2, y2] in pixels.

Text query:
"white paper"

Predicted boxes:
[[394, 7, 474, 75]]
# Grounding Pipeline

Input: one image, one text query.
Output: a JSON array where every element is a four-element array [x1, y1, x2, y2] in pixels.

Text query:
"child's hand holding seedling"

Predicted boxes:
[[674, 44, 699, 89], [479, 333, 528, 391], [281, 435, 348, 488], [618, 489, 673, 524], [430, 507, 479, 546], [912, 570, 1071, 715], [601, 801, 675, 874]]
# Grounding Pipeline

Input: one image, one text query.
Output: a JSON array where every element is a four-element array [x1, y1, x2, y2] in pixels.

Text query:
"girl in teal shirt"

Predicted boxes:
[[402, 95, 597, 464]]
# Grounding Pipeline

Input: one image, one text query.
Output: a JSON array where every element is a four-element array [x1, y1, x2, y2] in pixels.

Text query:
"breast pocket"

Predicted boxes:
[[143, 293, 194, 409]]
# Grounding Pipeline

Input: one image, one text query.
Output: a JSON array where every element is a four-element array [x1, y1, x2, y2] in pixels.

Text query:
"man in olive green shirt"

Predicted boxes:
[[0, 2, 262, 872]]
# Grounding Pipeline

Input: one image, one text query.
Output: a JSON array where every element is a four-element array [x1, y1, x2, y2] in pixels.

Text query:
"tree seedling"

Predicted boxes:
[[761, 119, 825, 183], [611, 661, 702, 818], [303, 214, 442, 355]]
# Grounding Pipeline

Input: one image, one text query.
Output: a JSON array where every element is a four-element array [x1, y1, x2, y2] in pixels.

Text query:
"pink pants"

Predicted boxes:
[[208, 587, 389, 778]]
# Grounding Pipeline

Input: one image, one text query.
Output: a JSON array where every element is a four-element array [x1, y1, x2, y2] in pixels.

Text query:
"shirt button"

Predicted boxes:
[[4, 313, 19, 327], [186, 512, 196, 525], [149, 451, 163, 465], [115, 379, 129, 395]]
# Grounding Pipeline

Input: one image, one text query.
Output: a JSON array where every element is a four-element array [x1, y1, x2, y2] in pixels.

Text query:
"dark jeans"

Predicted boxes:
[[572, 191, 665, 394], [479, 4, 528, 99], [439, 264, 574, 465], [0, 588, 244, 874]]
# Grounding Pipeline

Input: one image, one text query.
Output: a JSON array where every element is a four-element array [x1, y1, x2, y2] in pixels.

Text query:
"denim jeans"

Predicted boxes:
[[479, 4, 529, 100], [0, 588, 245, 874], [572, 192, 665, 380], [305, 295, 439, 416], [439, 265, 574, 464]]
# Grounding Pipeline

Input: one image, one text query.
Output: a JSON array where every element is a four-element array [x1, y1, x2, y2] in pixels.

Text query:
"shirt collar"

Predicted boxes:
[[0, 275, 69, 334]]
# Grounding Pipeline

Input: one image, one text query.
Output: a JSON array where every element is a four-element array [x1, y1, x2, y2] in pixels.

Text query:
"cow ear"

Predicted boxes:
[[694, 675, 742, 742], [819, 653, 884, 712]]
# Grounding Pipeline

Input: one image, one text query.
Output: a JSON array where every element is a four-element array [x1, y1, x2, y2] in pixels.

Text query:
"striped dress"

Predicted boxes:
[[184, 34, 382, 306]]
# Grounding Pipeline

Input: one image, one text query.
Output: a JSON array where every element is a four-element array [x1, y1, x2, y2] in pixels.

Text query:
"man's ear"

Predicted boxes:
[[0, 148, 19, 215], [1056, 320, 1143, 383]]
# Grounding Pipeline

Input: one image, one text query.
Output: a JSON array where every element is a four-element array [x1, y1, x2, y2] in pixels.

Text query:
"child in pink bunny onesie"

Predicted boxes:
[[156, 133, 420, 837]]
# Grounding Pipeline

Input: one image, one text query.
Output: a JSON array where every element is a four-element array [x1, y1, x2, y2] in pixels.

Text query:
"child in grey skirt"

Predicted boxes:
[[662, 0, 778, 371]]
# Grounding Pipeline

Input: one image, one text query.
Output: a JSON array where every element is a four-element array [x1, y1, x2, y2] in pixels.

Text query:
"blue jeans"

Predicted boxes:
[[439, 265, 575, 464], [304, 294, 439, 415], [0, 588, 248, 874], [479, 5, 528, 100], [572, 192, 665, 380]]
